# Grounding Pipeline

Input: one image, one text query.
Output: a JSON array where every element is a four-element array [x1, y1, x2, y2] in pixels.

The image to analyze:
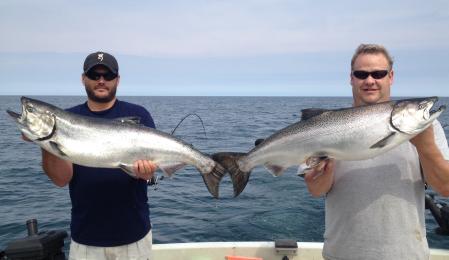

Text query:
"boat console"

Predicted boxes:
[[1, 219, 67, 260]]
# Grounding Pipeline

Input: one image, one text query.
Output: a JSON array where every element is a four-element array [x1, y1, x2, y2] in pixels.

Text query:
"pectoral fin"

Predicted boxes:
[[370, 132, 397, 149], [49, 141, 67, 157]]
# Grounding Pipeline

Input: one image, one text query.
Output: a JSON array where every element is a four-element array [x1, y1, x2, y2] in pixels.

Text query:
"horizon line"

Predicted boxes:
[[1, 94, 448, 98]]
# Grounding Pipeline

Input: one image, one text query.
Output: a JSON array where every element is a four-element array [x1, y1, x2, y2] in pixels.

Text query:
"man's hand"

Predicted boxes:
[[133, 160, 158, 181], [410, 125, 435, 150], [304, 159, 335, 197]]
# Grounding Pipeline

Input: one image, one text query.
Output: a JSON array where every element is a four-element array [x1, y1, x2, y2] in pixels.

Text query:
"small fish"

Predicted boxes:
[[7, 97, 226, 198], [213, 97, 446, 197]]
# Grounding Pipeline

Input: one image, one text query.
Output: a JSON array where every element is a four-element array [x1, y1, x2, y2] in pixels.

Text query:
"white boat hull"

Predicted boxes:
[[152, 242, 449, 260]]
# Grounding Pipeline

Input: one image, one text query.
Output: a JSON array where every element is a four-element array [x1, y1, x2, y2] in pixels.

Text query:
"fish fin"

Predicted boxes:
[[297, 166, 306, 178], [306, 155, 329, 168], [6, 109, 21, 119], [298, 156, 329, 177], [254, 138, 265, 146], [301, 108, 330, 121], [119, 164, 138, 178], [115, 116, 141, 125], [49, 141, 67, 157], [263, 163, 287, 177], [370, 132, 397, 149], [159, 163, 187, 177], [212, 152, 251, 197], [199, 162, 227, 199]]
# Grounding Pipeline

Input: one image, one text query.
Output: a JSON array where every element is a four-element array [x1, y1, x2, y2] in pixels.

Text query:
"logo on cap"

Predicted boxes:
[[97, 53, 104, 62]]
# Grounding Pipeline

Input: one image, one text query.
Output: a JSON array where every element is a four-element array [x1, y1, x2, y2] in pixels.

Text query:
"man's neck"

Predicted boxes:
[[87, 98, 117, 112]]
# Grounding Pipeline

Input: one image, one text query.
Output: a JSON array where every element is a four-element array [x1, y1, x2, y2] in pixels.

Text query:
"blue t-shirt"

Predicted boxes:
[[66, 99, 155, 246]]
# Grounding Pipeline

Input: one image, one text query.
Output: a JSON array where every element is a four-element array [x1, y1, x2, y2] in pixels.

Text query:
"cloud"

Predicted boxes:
[[1, 0, 448, 96], [1, 0, 449, 57]]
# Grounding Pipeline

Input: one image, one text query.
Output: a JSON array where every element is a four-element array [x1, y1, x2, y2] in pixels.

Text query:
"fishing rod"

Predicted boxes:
[[171, 113, 207, 137]]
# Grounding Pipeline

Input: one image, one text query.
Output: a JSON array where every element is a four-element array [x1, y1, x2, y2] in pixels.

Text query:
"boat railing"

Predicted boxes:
[[425, 192, 449, 235]]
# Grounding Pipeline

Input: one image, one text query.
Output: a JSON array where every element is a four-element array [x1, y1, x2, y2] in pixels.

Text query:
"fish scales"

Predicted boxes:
[[213, 97, 445, 197], [7, 97, 226, 198]]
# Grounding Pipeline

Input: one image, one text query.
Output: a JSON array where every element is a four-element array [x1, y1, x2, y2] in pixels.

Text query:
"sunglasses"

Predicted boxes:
[[352, 70, 389, 80], [86, 70, 117, 81]]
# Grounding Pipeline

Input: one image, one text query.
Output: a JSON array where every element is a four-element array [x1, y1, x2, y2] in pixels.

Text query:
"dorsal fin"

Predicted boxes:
[[301, 108, 330, 120]]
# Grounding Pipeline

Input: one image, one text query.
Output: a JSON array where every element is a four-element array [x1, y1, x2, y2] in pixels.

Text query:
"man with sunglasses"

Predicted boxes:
[[304, 44, 449, 260], [41, 51, 157, 259]]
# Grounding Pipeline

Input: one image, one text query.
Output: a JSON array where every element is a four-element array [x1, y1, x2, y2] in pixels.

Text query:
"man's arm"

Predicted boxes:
[[411, 126, 449, 197], [22, 134, 73, 187], [41, 149, 73, 187], [304, 159, 335, 197]]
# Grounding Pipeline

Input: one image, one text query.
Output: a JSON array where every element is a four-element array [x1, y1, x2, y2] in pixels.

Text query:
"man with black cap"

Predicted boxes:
[[40, 51, 157, 259]]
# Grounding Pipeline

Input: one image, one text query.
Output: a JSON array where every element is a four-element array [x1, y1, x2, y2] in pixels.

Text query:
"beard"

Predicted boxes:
[[85, 86, 117, 103]]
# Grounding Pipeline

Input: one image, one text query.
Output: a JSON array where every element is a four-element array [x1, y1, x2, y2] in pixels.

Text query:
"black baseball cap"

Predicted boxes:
[[83, 51, 119, 75]]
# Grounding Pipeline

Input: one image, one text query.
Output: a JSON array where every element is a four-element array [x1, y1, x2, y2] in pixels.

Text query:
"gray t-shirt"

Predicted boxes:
[[323, 120, 449, 260]]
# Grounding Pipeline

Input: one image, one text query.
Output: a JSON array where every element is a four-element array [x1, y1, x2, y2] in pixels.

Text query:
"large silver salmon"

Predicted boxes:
[[213, 97, 446, 197], [7, 97, 225, 198]]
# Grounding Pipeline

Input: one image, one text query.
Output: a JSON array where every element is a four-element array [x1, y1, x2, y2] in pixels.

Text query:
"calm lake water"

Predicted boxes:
[[1, 96, 448, 253]]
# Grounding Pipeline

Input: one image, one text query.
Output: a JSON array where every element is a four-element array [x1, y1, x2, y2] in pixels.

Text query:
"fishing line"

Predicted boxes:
[[149, 114, 206, 189], [170, 113, 207, 138]]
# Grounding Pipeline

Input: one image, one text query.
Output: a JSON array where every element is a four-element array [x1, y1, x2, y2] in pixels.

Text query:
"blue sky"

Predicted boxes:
[[0, 0, 448, 96]]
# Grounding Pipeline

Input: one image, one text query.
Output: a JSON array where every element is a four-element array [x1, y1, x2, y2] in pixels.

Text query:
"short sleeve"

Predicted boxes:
[[139, 107, 156, 129], [433, 120, 449, 161]]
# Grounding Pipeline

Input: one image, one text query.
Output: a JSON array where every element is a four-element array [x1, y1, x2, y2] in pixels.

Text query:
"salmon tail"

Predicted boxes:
[[212, 152, 251, 197], [201, 162, 226, 199]]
